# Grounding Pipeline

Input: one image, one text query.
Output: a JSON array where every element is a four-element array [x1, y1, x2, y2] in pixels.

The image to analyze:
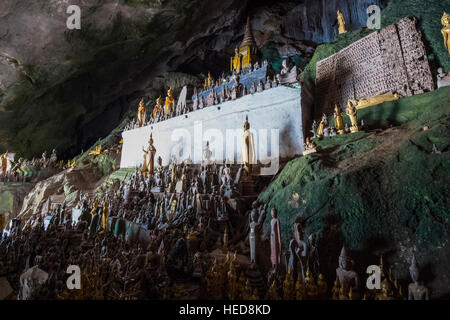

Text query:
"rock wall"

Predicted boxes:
[[315, 17, 434, 117], [282, 0, 387, 43]]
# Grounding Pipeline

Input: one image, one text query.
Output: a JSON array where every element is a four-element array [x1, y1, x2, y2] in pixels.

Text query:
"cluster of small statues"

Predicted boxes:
[[124, 58, 289, 132], [0, 149, 61, 183], [311, 103, 362, 141]]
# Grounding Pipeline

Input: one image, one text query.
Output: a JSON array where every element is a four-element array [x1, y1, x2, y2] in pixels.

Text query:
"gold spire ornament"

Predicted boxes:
[[0, 152, 8, 175], [337, 10, 347, 34], [442, 12, 450, 54]]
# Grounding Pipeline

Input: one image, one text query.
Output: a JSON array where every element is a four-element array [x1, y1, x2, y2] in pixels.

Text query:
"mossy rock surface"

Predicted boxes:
[[258, 87, 450, 298]]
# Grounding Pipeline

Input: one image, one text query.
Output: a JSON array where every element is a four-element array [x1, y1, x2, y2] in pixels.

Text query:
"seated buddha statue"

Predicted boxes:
[[164, 88, 175, 116]]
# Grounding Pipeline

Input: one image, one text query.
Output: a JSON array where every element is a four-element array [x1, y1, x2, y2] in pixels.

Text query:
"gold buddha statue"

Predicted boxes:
[[250, 288, 259, 300], [334, 105, 345, 134], [243, 279, 253, 300], [153, 96, 163, 118], [317, 274, 328, 299], [142, 133, 156, 175], [305, 269, 318, 300], [268, 279, 279, 300], [140, 151, 149, 178], [376, 278, 397, 300], [346, 101, 359, 133], [331, 276, 340, 300], [170, 199, 177, 219], [186, 227, 199, 240], [137, 98, 146, 127], [237, 273, 246, 299], [90, 200, 98, 216], [348, 91, 398, 110], [337, 10, 347, 34], [227, 264, 237, 300], [338, 285, 349, 300], [207, 72, 213, 88], [230, 17, 260, 74], [222, 227, 229, 252], [0, 214, 5, 233], [283, 269, 295, 300], [295, 274, 306, 300], [89, 145, 102, 156], [242, 115, 256, 174], [164, 88, 175, 115], [100, 201, 109, 232], [317, 115, 325, 139], [442, 12, 450, 54]]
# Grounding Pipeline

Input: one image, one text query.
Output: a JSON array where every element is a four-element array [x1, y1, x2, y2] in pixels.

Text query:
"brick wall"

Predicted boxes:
[[314, 17, 434, 118]]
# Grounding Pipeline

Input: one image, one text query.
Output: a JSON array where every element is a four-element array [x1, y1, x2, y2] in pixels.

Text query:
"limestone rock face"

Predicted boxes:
[[0, 0, 385, 159]]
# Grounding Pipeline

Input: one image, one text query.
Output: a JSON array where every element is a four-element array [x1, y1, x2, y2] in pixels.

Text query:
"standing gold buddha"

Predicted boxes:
[[137, 98, 146, 127], [334, 105, 345, 134]]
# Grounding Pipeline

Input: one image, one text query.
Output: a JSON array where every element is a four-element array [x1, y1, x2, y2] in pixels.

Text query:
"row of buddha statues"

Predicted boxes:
[[125, 72, 281, 132]]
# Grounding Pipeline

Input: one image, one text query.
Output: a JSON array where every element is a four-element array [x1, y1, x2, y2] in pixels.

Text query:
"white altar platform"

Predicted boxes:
[[120, 85, 304, 175]]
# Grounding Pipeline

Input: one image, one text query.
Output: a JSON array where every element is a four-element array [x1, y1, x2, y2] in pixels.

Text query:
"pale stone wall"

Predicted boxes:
[[120, 86, 303, 172], [315, 17, 434, 117]]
